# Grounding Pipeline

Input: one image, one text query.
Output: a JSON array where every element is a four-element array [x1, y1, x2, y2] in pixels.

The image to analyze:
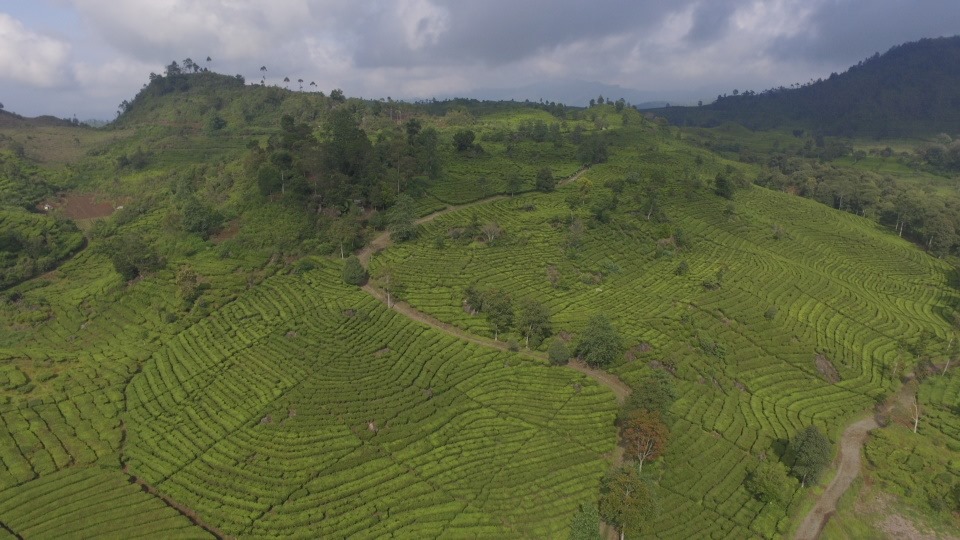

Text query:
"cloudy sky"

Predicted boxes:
[[1, 0, 958, 119]]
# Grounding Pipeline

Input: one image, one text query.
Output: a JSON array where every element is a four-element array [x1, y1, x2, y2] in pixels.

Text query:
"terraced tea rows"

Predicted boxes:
[[0, 244, 273, 536], [125, 261, 618, 537], [0, 467, 208, 538], [369, 157, 956, 537]]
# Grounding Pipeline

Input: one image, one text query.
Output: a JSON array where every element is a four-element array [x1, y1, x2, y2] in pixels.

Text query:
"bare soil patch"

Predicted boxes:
[[814, 353, 841, 383], [211, 220, 240, 243], [41, 193, 124, 220]]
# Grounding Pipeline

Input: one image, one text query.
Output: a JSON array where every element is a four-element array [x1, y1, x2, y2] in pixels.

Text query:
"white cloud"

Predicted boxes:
[[4, 0, 958, 118], [396, 0, 449, 50], [72, 57, 161, 97], [0, 13, 71, 87], [67, 0, 336, 62]]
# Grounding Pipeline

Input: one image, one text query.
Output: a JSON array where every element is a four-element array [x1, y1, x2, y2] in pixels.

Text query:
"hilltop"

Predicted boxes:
[[653, 36, 960, 138]]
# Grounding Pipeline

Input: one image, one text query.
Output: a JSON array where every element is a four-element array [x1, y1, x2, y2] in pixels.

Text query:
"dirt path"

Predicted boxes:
[[356, 167, 624, 540], [362, 283, 630, 407], [794, 383, 916, 540], [357, 167, 631, 403], [793, 416, 879, 540], [358, 165, 629, 408], [358, 167, 589, 267]]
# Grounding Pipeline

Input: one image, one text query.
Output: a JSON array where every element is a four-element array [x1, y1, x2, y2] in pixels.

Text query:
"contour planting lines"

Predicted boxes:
[[124, 262, 618, 537], [368, 155, 956, 538]]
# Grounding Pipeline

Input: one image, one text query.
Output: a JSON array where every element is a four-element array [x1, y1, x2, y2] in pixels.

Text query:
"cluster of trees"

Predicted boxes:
[[97, 233, 165, 281], [463, 284, 552, 346], [591, 371, 675, 539], [248, 111, 441, 214], [0, 154, 86, 288], [744, 425, 832, 508], [576, 315, 623, 367], [478, 119, 597, 159], [755, 158, 960, 256], [588, 95, 629, 113], [0, 216, 85, 289], [912, 133, 960, 173]]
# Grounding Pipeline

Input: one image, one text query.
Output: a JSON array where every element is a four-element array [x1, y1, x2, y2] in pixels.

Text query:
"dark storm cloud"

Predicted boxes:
[[684, 0, 739, 45], [352, 1, 708, 68], [771, 0, 960, 65], [3, 0, 960, 118]]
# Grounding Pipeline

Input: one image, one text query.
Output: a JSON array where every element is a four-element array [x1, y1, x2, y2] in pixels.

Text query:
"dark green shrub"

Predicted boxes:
[[548, 340, 570, 365], [341, 256, 368, 286]]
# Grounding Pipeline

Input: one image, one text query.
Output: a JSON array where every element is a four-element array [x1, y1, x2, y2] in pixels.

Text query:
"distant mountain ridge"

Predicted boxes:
[[0, 109, 81, 129], [652, 35, 960, 138], [424, 79, 671, 109]]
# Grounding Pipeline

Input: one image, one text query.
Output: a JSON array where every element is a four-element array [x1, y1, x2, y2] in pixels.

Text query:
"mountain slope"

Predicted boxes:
[[654, 36, 960, 137]]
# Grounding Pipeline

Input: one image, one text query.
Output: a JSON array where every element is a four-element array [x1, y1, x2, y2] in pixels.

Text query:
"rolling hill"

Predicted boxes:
[[653, 36, 960, 138], [0, 63, 958, 538]]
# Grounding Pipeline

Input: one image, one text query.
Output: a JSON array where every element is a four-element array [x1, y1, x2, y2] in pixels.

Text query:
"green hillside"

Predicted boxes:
[[654, 36, 960, 138], [369, 126, 957, 537], [0, 67, 957, 538]]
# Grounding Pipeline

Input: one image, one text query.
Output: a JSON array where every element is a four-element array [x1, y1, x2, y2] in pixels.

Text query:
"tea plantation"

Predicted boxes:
[[0, 72, 958, 538], [0, 249, 617, 537], [369, 137, 957, 537]]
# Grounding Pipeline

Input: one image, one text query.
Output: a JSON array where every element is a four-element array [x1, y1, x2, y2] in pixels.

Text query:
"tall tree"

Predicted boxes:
[[484, 290, 513, 341], [388, 194, 417, 241], [621, 371, 676, 420], [744, 460, 793, 505], [620, 410, 668, 472], [328, 213, 361, 258], [787, 425, 832, 486], [518, 299, 552, 348], [535, 167, 557, 192], [341, 256, 368, 286], [598, 467, 657, 540], [715, 172, 735, 199], [373, 265, 404, 308], [453, 129, 476, 152], [576, 314, 623, 367], [505, 172, 524, 196]]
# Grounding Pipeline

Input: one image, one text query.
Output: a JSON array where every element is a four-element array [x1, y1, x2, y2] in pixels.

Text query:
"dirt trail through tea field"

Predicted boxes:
[[794, 383, 916, 540], [356, 167, 630, 405]]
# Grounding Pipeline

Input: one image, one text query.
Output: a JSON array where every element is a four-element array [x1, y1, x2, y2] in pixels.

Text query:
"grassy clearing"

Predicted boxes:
[[0, 126, 133, 167]]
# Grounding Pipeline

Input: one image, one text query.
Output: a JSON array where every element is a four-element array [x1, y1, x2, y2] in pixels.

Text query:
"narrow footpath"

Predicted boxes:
[[358, 167, 589, 266], [355, 167, 631, 409], [794, 382, 917, 540], [355, 170, 627, 540]]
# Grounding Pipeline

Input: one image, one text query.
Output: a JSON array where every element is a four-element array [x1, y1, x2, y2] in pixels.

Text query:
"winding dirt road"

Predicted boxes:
[[358, 167, 589, 267], [356, 166, 632, 408], [794, 383, 917, 540], [793, 415, 879, 540], [357, 170, 920, 540]]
